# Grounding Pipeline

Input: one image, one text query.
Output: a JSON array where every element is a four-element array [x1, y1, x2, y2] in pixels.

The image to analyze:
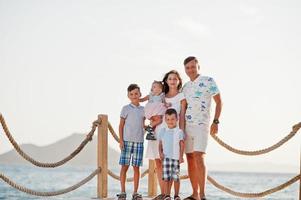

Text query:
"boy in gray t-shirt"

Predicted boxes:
[[117, 84, 145, 200], [158, 108, 184, 200]]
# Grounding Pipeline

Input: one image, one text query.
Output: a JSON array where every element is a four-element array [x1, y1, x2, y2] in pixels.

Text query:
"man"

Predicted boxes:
[[182, 56, 222, 200]]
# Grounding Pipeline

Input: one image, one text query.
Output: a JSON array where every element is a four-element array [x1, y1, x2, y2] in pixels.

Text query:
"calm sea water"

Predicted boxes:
[[0, 164, 299, 200]]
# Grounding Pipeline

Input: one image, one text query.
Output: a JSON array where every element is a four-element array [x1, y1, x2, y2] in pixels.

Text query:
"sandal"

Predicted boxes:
[[152, 194, 165, 200], [174, 195, 181, 200], [132, 193, 143, 200], [163, 195, 171, 200], [117, 192, 127, 200]]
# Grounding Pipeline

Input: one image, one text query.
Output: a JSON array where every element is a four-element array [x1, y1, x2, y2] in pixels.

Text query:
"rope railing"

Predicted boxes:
[[211, 122, 301, 156], [179, 174, 300, 198], [108, 169, 149, 182], [0, 167, 101, 196], [206, 174, 300, 198], [0, 113, 101, 168], [0, 113, 299, 198], [107, 120, 301, 198], [108, 122, 120, 143], [108, 120, 301, 156]]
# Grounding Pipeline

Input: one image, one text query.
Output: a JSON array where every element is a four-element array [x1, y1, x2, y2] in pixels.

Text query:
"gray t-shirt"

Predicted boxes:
[[120, 104, 145, 143]]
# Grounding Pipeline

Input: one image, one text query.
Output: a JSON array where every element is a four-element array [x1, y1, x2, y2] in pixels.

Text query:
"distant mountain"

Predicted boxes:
[[0, 133, 120, 167]]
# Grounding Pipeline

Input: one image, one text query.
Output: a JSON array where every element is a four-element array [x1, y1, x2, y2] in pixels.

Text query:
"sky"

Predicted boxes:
[[0, 0, 300, 172]]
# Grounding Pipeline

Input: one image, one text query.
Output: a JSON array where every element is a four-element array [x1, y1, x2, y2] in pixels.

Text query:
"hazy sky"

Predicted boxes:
[[0, 0, 300, 172]]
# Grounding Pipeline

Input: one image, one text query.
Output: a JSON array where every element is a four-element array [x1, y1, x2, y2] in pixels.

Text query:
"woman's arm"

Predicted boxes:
[[159, 141, 164, 160], [179, 140, 184, 163], [179, 99, 187, 131]]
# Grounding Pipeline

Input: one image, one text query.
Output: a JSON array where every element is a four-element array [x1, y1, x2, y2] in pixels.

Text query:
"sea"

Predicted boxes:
[[0, 165, 299, 200]]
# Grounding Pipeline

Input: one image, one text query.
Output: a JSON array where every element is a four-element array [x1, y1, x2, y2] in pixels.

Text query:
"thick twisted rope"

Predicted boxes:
[[180, 174, 300, 198], [211, 122, 301, 156], [108, 122, 120, 143], [207, 174, 300, 198], [0, 113, 101, 168], [0, 168, 101, 196], [108, 120, 301, 156], [108, 169, 149, 182]]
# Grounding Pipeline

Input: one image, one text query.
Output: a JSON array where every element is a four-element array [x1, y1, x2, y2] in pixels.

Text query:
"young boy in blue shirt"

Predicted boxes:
[[117, 84, 145, 200], [158, 108, 185, 200]]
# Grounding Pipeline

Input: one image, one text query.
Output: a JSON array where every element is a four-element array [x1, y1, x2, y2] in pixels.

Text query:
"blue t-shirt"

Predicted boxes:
[[157, 127, 184, 160]]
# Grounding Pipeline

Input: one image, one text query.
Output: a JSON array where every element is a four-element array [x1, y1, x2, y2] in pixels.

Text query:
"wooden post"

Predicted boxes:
[[97, 114, 108, 198], [148, 160, 157, 197], [299, 147, 301, 200]]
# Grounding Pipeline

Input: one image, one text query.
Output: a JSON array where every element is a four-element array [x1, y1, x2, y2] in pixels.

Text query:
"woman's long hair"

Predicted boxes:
[[162, 70, 183, 94]]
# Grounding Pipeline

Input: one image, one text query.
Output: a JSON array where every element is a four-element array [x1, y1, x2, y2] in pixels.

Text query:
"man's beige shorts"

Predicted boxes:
[[185, 124, 209, 153]]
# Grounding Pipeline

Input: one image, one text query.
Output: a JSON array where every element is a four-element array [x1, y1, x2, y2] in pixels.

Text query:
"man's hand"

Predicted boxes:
[[210, 123, 218, 135], [119, 140, 124, 150]]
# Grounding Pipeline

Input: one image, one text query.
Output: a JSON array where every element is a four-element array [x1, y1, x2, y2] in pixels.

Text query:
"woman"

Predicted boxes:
[[145, 70, 187, 200]]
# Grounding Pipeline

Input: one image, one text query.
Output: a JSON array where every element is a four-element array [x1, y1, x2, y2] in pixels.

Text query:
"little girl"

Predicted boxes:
[[140, 81, 169, 140]]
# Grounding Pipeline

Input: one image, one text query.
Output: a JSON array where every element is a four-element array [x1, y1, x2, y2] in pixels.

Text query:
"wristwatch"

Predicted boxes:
[[213, 119, 219, 124]]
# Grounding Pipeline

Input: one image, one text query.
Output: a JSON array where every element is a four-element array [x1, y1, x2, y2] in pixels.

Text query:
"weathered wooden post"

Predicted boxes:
[[299, 147, 301, 200], [97, 114, 108, 198], [148, 160, 157, 197]]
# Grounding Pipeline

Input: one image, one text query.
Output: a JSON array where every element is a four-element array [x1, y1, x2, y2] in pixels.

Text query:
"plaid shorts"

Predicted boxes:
[[119, 141, 144, 167], [162, 158, 180, 181]]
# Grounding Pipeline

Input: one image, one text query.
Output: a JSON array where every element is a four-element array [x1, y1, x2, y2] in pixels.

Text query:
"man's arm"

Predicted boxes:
[[210, 93, 222, 135]]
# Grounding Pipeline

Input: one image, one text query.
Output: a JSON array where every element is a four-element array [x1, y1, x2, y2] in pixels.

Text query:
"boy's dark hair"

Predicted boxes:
[[127, 84, 140, 93], [165, 108, 178, 117], [184, 56, 198, 65]]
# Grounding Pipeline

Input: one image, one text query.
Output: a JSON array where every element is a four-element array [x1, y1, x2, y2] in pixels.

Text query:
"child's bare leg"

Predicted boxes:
[[166, 181, 172, 196], [162, 180, 167, 195], [174, 180, 180, 196], [133, 166, 140, 193], [155, 159, 164, 194], [120, 165, 129, 192], [150, 115, 163, 128]]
